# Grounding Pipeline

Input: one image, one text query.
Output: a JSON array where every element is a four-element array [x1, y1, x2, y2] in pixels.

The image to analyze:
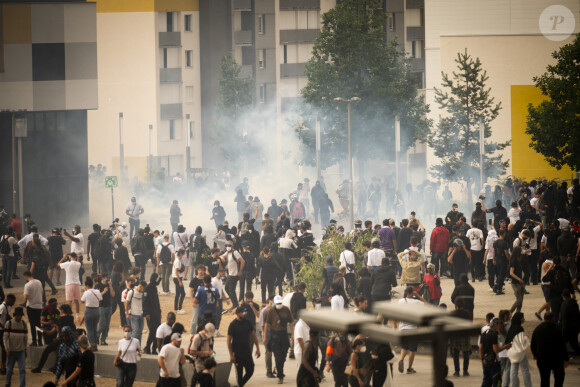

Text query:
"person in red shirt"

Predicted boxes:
[[10, 214, 22, 239], [430, 218, 450, 277]]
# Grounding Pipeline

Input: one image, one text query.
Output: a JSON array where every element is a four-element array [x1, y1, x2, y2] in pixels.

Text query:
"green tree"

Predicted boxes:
[[428, 50, 509, 208], [526, 34, 580, 171], [298, 0, 431, 169], [213, 53, 255, 163]]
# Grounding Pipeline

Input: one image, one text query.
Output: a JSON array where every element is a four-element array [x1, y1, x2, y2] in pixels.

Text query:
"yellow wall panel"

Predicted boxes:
[[510, 85, 574, 181], [2, 4, 31, 44], [155, 0, 198, 12], [96, 0, 198, 13]]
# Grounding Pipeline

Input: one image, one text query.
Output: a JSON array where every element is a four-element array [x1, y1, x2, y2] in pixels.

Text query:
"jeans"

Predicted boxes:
[[159, 377, 180, 387], [215, 299, 223, 330], [510, 283, 524, 314], [85, 307, 100, 347], [486, 260, 496, 289], [261, 277, 275, 303], [173, 278, 185, 311], [190, 306, 199, 335], [239, 275, 254, 302], [130, 315, 144, 343], [496, 259, 507, 292], [161, 264, 172, 293], [134, 255, 146, 281], [112, 294, 127, 327], [129, 218, 139, 241], [33, 339, 60, 370], [226, 276, 240, 308], [550, 296, 563, 326], [100, 260, 113, 277], [481, 361, 502, 387], [536, 359, 565, 387], [5, 350, 25, 387], [97, 306, 112, 344], [453, 348, 470, 373], [510, 356, 532, 387], [345, 273, 356, 298], [2, 255, 15, 287], [26, 306, 42, 345], [116, 362, 137, 387], [145, 315, 160, 353], [431, 252, 447, 276], [500, 357, 511, 387], [234, 354, 254, 387]]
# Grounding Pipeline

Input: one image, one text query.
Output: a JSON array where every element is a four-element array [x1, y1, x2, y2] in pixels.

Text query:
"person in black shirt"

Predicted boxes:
[[238, 292, 260, 343], [479, 317, 511, 387], [446, 204, 459, 230], [448, 228, 471, 285], [112, 238, 131, 273], [86, 224, 101, 275], [450, 274, 475, 320], [32, 304, 76, 373], [509, 247, 525, 314], [189, 265, 206, 334], [239, 242, 257, 302], [257, 247, 278, 305], [47, 229, 66, 286], [397, 219, 412, 252], [204, 248, 221, 278], [62, 335, 95, 387], [486, 200, 508, 231], [95, 274, 112, 346], [493, 230, 510, 294], [531, 312, 568, 387], [143, 272, 162, 355], [227, 307, 261, 387]]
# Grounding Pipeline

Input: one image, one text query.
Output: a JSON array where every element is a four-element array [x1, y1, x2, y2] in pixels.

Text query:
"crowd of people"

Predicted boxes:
[[0, 176, 580, 387]]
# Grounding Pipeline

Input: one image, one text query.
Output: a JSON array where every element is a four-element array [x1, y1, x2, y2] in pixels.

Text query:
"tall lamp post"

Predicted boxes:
[[148, 124, 153, 183], [119, 112, 125, 180], [479, 117, 485, 190], [334, 97, 361, 229], [185, 114, 191, 184]]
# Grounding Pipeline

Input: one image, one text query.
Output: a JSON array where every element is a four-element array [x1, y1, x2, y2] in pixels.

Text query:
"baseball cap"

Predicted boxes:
[[171, 333, 182, 342], [274, 295, 283, 304], [205, 323, 216, 338]]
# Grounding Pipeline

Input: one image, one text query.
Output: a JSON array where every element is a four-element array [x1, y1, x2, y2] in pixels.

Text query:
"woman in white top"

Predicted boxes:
[[114, 325, 142, 387], [339, 242, 356, 298], [506, 312, 532, 387], [173, 249, 186, 314], [80, 277, 102, 350]]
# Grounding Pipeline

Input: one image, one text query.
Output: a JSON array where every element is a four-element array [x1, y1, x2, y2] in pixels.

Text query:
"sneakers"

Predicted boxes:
[[535, 312, 542, 321], [488, 287, 494, 292], [215, 332, 224, 338], [100, 341, 108, 346], [406, 368, 416, 374], [278, 377, 284, 384], [463, 371, 470, 376], [143, 348, 151, 355], [266, 372, 275, 378], [31, 368, 41, 374], [176, 310, 186, 315], [398, 360, 404, 373], [495, 291, 505, 295], [452, 371, 460, 377]]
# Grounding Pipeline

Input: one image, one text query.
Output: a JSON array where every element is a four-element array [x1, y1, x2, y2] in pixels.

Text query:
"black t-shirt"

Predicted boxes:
[[397, 228, 413, 252], [87, 232, 100, 258], [238, 301, 259, 326], [241, 251, 256, 276], [493, 239, 508, 262], [95, 283, 111, 307], [481, 329, 498, 358], [227, 318, 254, 357], [449, 236, 470, 267], [41, 307, 59, 331], [58, 315, 76, 332], [446, 211, 458, 225], [189, 277, 204, 294], [510, 259, 523, 282], [78, 350, 95, 381], [204, 256, 220, 277], [47, 235, 66, 259], [197, 372, 214, 387]]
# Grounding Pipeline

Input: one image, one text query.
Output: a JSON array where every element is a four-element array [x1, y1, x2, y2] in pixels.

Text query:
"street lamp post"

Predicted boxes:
[[479, 117, 485, 190], [148, 124, 153, 183], [185, 114, 191, 184], [335, 97, 361, 229], [119, 112, 125, 180]]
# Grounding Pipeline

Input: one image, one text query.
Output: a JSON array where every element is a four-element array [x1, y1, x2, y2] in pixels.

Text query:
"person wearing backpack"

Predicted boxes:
[[289, 195, 304, 224], [542, 256, 574, 325], [188, 322, 215, 386], [220, 241, 245, 311], [156, 234, 175, 295], [1, 227, 17, 289]]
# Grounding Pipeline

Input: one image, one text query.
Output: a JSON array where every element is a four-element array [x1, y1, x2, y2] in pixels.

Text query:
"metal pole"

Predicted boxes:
[[348, 101, 354, 228], [395, 115, 401, 192], [316, 115, 321, 181], [479, 117, 484, 189], [111, 187, 115, 222], [185, 114, 191, 184], [432, 322, 447, 387], [148, 124, 153, 184], [11, 115, 17, 215], [17, 137, 23, 221], [119, 112, 124, 180]]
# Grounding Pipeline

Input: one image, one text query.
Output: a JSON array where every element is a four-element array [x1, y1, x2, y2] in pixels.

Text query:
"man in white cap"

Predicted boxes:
[[264, 295, 294, 384], [158, 332, 185, 387], [189, 323, 216, 385]]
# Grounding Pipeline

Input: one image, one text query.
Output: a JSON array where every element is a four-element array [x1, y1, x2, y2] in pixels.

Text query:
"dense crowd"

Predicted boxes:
[[0, 176, 579, 387]]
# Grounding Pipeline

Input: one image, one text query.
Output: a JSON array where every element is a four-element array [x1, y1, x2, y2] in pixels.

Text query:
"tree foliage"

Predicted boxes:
[[526, 34, 580, 171], [428, 50, 509, 200], [297, 0, 431, 168], [212, 53, 255, 163]]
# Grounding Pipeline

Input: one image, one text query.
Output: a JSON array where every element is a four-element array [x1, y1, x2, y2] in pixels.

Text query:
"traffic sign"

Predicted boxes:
[[105, 176, 118, 188]]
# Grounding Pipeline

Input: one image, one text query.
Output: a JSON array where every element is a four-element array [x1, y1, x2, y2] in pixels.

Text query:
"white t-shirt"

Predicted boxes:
[[0, 236, 17, 257], [367, 248, 385, 267], [81, 288, 102, 308], [0, 302, 11, 330], [282, 292, 293, 309], [330, 295, 344, 311], [293, 319, 310, 360], [127, 203, 143, 220], [117, 338, 141, 363], [71, 233, 84, 255], [126, 289, 144, 316], [172, 258, 182, 279], [225, 251, 242, 276], [156, 323, 173, 340], [24, 279, 43, 309], [339, 250, 356, 274], [173, 232, 189, 252], [530, 197, 539, 209], [529, 225, 541, 250], [508, 208, 520, 225], [397, 297, 423, 330], [60, 261, 82, 285], [211, 277, 223, 297], [484, 233, 498, 261], [558, 218, 570, 230], [156, 242, 175, 266], [159, 343, 182, 378], [466, 228, 483, 251]]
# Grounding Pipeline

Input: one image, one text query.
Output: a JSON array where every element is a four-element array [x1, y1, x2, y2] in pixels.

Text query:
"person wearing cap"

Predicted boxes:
[[126, 197, 144, 241], [47, 227, 66, 286], [479, 317, 511, 387], [189, 323, 215, 384], [158, 333, 186, 387], [264, 295, 294, 383], [220, 240, 244, 310], [3, 306, 27, 387], [228, 306, 261, 386], [259, 295, 275, 378]]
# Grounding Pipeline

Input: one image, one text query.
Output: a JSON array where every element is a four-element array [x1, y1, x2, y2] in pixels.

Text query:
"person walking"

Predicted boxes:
[[58, 253, 82, 321], [480, 317, 511, 387], [397, 286, 427, 374], [96, 274, 112, 346], [450, 299, 471, 376], [80, 277, 102, 351], [125, 281, 145, 343], [188, 323, 215, 386], [61, 335, 95, 387], [158, 333, 186, 387], [227, 307, 261, 387], [325, 331, 352, 387], [114, 325, 141, 387], [0, 294, 16, 375], [1, 228, 18, 289], [339, 243, 357, 298], [3, 307, 27, 387], [531, 312, 568, 387], [451, 273, 475, 320], [559, 289, 580, 356], [126, 197, 144, 241], [156, 234, 175, 295], [296, 329, 321, 387], [111, 262, 127, 328], [220, 241, 244, 310], [509, 247, 526, 314], [430, 218, 450, 277], [263, 295, 293, 384], [170, 200, 182, 239], [172, 249, 186, 314], [53, 326, 81, 387], [505, 313, 532, 387], [23, 270, 43, 346], [423, 263, 442, 306], [144, 273, 162, 355]]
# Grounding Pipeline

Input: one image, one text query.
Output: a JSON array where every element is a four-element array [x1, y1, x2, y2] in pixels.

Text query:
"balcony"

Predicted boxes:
[[410, 58, 425, 73], [406, 0, 424, 9], [280, 63, 306, 78], [233, 0, 252, 11], [160, 103, 182, 120], [280, 29, 319, 44], [159, 32, 181, 47], [407, 26, 424, 41], [234, 30, 253, 46], [280, 0, 320, 10], [159, 68, 182, 83]]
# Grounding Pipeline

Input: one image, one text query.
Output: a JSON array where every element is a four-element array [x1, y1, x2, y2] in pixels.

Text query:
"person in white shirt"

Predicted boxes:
[[23, 271, 44, 346], [397, 286, 427, 374], [293, 318, 310, 370], [466, 223, 484, 281], [172, 249, 186, 314], [367, 240, 385, 270], [212, 227, 227, 252], [156, 312, 176, 351], [211, 269, 226, 333], [330, 283, 345, 311], [507, 202, 520, 225], [219, 241, 244, 310], [17, 226, 48, 249], [58, 253, 82, 318], [114, 325, 142, 385], [483, 230, 499, 291], [125, 281, 145, 343], [1, 229, 18, 288], [340, 243, 356, 298], [172, 225, 190, 279], [64, 225, 84, 259], [158, 333, 186, 384], [126, 197, 144, 241], [81, 277, 102, 350]]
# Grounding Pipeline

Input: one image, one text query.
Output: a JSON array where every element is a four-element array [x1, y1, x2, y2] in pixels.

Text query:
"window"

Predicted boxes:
[[283, 45, 287, 64], [412, 41, 416, 58], [259, 84, 266, 103], [184, 14, 192, 32], [185, 50, 193, 67], [167, 12, 174, 32], [185, 86, 194, 104], [387, 13, 395, 32], [189, 121, 194, 139], [163, 48, 168, 68], [169, 119, 175, 139], [258, 14, 265, 34], [258, 49, 265, 69]]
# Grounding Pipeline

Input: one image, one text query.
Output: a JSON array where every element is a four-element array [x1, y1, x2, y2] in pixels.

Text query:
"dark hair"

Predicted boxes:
[[485, 312, 495, 322], [402, 219, 409, 227], [85, 278, 93, 287], [60, 304, 73, 315], [436, 218, 443, 226], [245, 291, 254, 299], [204, 357, 217, 370], [23, 270, 32, 278]]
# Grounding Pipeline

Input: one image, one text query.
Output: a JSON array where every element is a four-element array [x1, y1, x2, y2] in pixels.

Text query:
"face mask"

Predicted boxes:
[[360, 346, 366, 353], [124, 332, 132, 339], [226, 246, 232, 252], [72, 230, 78, 235], [214, 205, 218, 208], [275, 304, 283, 309]]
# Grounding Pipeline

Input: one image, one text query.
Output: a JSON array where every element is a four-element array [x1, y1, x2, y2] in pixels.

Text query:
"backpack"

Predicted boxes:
[[159, 244, 172, 264], [291, 201, 304, 219], [0, 236, 10, 255], [190, 332, 214, 359], [552, 267, 571, 295], [143, 233, 155, 251]]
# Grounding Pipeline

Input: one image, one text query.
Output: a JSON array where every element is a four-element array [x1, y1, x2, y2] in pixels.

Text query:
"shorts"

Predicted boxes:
[[49, 256, 59, 269], [146, 251, 156, 265], [65, 284, 81, 301], [541, 284, 550, 302], [402, 342, 418, 352]]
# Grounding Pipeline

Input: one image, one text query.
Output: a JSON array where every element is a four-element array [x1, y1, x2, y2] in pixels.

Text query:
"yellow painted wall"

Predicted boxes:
[[95, 0, 198, 13], [510, 85, 574, 181]]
